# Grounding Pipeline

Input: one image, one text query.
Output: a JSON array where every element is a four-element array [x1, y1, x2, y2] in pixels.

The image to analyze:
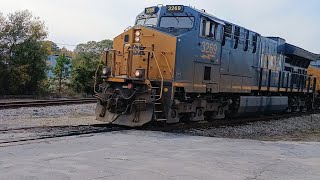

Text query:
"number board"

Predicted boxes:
[[166, 5, 184, 13], [145, 6, 159, 14]]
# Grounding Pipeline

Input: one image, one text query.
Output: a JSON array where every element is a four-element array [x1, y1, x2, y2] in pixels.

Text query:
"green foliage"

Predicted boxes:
[[43, 41, 61, 55], [53, 54, 71, 93], [0, 10, 48, 95], [74, 39, 113, 54], [71, 39, 112, 94]]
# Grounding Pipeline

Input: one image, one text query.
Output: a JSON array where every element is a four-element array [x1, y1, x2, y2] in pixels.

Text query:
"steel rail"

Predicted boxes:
[[143, 111, 320, 133], [0, 110, 318, 146], [0, 124, 128, 146], [0, 98, 97, 109]]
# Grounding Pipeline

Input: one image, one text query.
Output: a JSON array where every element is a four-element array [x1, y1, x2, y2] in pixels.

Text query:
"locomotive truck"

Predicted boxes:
[[94, 5, 320, 127]]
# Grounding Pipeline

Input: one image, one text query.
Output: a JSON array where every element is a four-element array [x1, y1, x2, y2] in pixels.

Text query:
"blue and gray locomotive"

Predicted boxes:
[[95, 5, 319, 127]]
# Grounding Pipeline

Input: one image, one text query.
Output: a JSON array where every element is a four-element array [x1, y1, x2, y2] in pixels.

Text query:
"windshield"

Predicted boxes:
[[160, 16, 194, 29], [135, 17, 158, 27]]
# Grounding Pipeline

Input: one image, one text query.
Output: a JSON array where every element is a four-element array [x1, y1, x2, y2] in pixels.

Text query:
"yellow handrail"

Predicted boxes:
[[114, 49, 165, 100], [161, 52, 173, 78], [152, 51, 164, 101]]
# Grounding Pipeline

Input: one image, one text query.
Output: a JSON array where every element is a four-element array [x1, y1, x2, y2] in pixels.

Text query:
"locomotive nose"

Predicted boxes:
[[96, 25, 177, 127], [104, 26, 176, 81]]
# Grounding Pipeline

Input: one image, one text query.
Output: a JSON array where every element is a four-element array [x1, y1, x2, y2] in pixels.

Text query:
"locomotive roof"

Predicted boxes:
[[190, 6, 258, 35], [191, 7, 226, 25], [189, 6, 319, 61], [279, 43, 319, 61], [140, 5, 319, 61]]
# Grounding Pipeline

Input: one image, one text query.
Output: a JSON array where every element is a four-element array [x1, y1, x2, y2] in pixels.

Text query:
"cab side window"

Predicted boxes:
[[222, 23, 232, 46], [200, 17, 217, 39]]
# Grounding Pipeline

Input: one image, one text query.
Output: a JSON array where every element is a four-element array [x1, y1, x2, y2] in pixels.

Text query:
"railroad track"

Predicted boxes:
[[0, 110, 318, 146], [0, 98, 97, 109], [144, 110, 320, 133], [0, 124, 128, 146]]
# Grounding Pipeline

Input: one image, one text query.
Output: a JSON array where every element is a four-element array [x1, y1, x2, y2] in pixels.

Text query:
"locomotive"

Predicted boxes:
[[94, 5, 320, 127]]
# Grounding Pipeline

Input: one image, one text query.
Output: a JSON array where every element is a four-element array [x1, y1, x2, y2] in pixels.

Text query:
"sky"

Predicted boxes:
[[0, 0, 319, 53]]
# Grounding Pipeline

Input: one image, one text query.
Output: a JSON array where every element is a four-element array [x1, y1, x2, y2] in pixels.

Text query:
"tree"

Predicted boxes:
[[0, 10, 48, 95], [71, 39, 112, 94], [61, 47, 73, 57], [43, 40, 61, 55], [53, 54, 70, 93], [74, 39, 113, 54]]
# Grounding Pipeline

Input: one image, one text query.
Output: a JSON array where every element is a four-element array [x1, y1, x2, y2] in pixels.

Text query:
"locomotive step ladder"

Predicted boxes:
[[151, 86, 167, 121]]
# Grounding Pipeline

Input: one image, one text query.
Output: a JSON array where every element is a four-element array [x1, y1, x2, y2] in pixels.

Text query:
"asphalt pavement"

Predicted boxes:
[[0, 130, 320, 180]]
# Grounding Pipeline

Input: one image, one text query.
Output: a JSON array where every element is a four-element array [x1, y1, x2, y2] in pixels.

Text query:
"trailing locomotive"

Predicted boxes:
[[94, 5, 320, 127]]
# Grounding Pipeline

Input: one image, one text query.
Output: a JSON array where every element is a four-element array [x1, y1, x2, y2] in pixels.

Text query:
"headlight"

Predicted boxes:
[[135, 30, 141, 37], [135, 70, 142, 77], [134, 69, 145, 78], [102, 67, 107, 75], [134, 36, 141, 42]]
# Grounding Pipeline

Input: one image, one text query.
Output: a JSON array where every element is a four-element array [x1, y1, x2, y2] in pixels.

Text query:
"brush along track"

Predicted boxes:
[[0, 124, 128, 146], [0, 98, 97, 109]]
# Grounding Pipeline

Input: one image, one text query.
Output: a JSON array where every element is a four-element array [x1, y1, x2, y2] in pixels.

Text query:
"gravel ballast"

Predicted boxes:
[[1, 103, 320, 141], [185, 114, 320, 141], [0, 103, 103, 130]]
